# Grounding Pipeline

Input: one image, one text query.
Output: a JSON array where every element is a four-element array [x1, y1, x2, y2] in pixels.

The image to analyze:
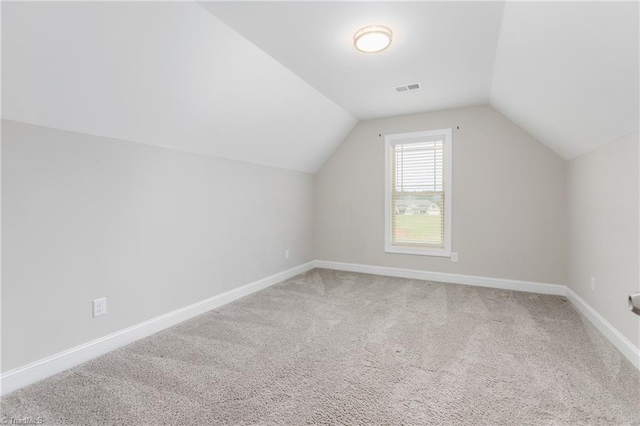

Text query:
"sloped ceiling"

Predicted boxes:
[[205, 1, 639, 160], [1, 2, 356, 173], [201, 1, 505, 121], [490, 1, 639, 159], [3, 1, 638, 168]]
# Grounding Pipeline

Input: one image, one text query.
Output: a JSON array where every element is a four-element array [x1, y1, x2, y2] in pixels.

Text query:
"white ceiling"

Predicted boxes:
[[490, 1, 639, 160], [203, 1, 639, 160], [1, 2, 356, 173], [201, 1, 505, 121], [3, 1, 638, 169]]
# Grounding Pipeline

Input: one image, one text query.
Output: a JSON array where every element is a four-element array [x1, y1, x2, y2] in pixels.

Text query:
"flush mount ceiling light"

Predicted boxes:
[[353, 25, 392, 53]]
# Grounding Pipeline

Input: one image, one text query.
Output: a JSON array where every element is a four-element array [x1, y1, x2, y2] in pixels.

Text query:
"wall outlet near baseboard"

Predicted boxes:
[[284, 249, 290, 259], [451, 252, 458, 262], [590, 277, 595, 292], [93, 298, 107, 317]]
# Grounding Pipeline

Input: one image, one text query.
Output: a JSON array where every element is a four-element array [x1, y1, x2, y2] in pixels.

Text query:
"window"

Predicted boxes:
[[385, 129, 452, 257]]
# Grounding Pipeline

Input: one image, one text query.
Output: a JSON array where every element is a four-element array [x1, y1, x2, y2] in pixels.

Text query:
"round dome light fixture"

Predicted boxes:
[[353, 25, 392, 53]]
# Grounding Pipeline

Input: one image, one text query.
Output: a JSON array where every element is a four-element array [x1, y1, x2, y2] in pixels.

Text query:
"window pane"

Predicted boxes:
[[386, 129, 451, 256], [392, 193, 444, 246]]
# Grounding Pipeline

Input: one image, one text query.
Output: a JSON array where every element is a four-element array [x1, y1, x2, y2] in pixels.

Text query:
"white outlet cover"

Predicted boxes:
[[93, 297, 107, 317], [285, 249, 290, 259], [451, 252, 458, 262]]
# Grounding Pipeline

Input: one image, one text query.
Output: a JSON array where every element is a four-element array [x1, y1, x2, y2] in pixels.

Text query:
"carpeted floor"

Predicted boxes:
[[2, 268, 639, 425]]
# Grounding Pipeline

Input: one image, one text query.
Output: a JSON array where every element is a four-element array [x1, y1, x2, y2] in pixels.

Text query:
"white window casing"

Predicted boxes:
[[384, 129, 452, 257]]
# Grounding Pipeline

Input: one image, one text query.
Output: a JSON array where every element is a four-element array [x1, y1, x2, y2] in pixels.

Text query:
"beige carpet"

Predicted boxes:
[[2, 269, 639, 425]]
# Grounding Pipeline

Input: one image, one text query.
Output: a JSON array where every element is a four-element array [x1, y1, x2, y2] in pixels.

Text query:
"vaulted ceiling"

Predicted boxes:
[[2, 1, 638, 172], [491, 1, 639, 160], [205, 1, 639, 161], [201, 1, 505, 121], [1, 1, 356, 173]]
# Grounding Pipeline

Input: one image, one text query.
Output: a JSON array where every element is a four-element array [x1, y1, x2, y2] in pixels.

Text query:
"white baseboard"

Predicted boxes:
[[313, 260, 566, 295], [3, 260, 638, 396], [314, 260, 640, 371], [0, 261, 315, 396], [565, 288, 640, 370]]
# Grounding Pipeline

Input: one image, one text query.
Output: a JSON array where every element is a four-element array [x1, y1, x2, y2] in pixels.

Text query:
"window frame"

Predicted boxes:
[[384, 129, 452, 257]]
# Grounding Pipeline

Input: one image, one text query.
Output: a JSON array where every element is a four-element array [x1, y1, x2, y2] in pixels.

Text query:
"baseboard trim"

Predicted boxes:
[[0, 261, 315, 396], [565, 288, 640, 370], [313, 260, 566, 295], [314, 260, 640, 370], [3, 260, 638, 395]]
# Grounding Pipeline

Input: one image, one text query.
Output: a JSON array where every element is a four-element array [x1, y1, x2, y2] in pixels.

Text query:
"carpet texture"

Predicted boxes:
[[2, 269, 639, 425]]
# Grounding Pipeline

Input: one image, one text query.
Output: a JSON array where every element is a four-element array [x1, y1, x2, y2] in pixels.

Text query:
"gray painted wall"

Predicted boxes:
[[3, 108, 636, 374], [314, 105, 567, 284], [1, 120, 314, 372], [567, 132, 640, 348]]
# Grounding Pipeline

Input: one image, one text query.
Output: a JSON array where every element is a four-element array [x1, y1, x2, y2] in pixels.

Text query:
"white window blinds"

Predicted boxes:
[[385, 129, 452, 257]]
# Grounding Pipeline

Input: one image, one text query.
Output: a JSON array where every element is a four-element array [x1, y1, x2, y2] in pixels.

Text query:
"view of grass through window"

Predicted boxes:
[[392, 194, 444, 245], [391, 141, 444, 247]]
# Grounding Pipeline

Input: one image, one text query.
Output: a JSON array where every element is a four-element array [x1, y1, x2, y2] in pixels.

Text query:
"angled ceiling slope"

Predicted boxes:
[[491, 1, 639, 160], [202, 1, 506, 121], [4, 1, 637, 167], [1, 1, 356, 173], [205, 1, 639, 160]]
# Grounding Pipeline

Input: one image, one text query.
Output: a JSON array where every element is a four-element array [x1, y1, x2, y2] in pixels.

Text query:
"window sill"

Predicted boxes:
[[385, 245, 451, 257]]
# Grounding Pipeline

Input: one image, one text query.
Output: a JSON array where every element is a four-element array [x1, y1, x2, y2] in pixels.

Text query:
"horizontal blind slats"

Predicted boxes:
[[391, 140, 445, 248]]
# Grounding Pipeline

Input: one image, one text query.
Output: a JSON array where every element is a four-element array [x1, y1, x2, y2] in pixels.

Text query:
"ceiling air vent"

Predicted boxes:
[[395, 83, 421, 93]]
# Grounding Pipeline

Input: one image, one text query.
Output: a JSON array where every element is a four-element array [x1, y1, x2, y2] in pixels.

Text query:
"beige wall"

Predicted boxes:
[[1, 120, 314, 372], [315, 105, 567, 284], [5, 107, 636, 373], [567, 132, 640, 348]]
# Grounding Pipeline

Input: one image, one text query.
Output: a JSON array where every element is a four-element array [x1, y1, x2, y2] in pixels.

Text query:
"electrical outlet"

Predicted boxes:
[[285, 249, 290, 259], [590, 277, 595, 292], [93, 297, 107, 317], [451, 252, 458, 262]]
